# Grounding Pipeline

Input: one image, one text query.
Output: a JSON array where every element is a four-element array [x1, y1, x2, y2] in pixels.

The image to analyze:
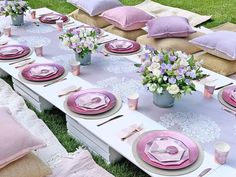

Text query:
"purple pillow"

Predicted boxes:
[[147, 16, 196, 38], [67, 0, 122, 16], [0, 107, 46, 169], [100, 6, 154, 31], [190, 31, 236, 60]]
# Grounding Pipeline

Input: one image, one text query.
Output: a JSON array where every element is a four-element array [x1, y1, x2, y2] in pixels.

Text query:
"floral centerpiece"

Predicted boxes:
[[138, 47, 205, 108], [3, 1, 31, 26], [59, 27, 100, 65]]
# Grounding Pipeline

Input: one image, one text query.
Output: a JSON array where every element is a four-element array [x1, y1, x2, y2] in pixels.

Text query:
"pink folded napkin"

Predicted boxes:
[[44, 15, 60, 21], [230, 90, 236, 102], [29, 65, 58, 78], [110, 41, 133, 49], [0, 47, 23, 55], [75, 93, 109, 109], [148, 139, 185, 162]]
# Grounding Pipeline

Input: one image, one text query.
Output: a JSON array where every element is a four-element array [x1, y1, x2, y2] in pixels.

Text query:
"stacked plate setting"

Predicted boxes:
[[21, 63, 65, 82], [133, 130, 202, 175], [0, 45, 31, 60], [218, 85, 236, 110], [104, 39, 141, 54], [39, 13, 68, 24]]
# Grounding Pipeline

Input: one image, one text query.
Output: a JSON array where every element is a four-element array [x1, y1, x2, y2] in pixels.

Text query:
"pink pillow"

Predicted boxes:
[[100, 6, 154, 31], [0, 107, 46, 169]]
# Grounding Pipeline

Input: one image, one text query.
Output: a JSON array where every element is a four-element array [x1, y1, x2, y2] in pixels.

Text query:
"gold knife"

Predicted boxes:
[[43, 77, 67, 87], [15, 60, 35, 69], [97, 115, 123, 127], [197, 168, 212, 177], [9, 58, 31, 65]]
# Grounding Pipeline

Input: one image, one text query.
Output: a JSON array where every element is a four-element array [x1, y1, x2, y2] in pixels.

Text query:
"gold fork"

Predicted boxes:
[[121, 126, 143, 141]]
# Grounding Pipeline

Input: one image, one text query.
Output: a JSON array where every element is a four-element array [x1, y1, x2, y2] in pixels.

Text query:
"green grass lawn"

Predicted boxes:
[[3, 0, 236, 176]]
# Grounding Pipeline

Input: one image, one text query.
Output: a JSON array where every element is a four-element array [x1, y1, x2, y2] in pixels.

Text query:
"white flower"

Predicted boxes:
[[175, 51, 188, 59], [149, 84, 157, 92], [152, 68, 161, 77], [148, 63, 160, 71], [63, 38, 70, 47], [70, 35, 79, 43], [179, 58, 189, 67], [152, 55, 160, 63], [167, 84, 180, 95], [157, 87, 163, 94]]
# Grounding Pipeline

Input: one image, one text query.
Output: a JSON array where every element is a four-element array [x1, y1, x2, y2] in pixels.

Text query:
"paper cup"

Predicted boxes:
[[214, 142, 230, 164], [128, 93, 139, 110], [56, 20, 63, 32], [204, 82, 215, 98], [70, 61, 80, 76], [31, 10, 36, 19], [3, 26, 11, 37], [34, 45, 43, 57]]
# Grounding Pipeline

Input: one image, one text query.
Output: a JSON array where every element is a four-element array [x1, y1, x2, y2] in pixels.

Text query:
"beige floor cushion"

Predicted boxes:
[[137, 32, 203, 54], [103, 25, 147, 41], [195, 22, 236, 76], [0, 153, 52, 177], [195, 53, 236, 76], [135, 0, 211, 26], [68, 9, 110, 28]]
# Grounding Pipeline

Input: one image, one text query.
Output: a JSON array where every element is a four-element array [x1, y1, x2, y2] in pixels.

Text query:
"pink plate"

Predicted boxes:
[[67, 89, 117, 115], [105, 40, 141, 54], [21, 63, 65, 82], [0, 45, 30, 60], [222, 86, 236, 107], [144, 137, 190, 166], [39, 13, 68, 24], [136, 130, 199, 170]]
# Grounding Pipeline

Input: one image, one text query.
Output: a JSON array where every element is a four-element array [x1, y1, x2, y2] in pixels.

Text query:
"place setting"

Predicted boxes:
[[64, 88, 122, 120], [0, 44, 31, 62], [132, 130, 204, 176], [217, 85, 236, 114], [102, 39, 142, 56], [38, 13, 68, 24], [18, 63, 68, 86]]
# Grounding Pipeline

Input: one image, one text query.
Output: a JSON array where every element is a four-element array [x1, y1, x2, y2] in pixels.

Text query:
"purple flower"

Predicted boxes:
[[161, 63, 167, 69], [169, 55, 177, 62], [138, 65, 146, 73], [158, 53, 164, 61], [186, 71, 196, 79], [143, 60, 151, 67], [168, 77, 176, 84], [176, 75, 183, 80], [166, 64, 172, 71], [177, 67, 185, 75], [185, 79, 191, 85], [144, 53, 150, 60], [145, 45, 155, 51], [160, 68, 165, 74]]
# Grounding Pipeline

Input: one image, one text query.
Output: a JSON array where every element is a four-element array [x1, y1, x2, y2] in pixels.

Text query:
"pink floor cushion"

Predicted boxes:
[[100, 6, 154, 31], [0, 107, 46, 169]]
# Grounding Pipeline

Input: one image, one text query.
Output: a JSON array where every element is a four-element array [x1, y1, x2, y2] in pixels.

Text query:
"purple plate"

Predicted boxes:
[[105, 40, 141, 54], [21, 63, 65, 82], [67, 89, 117, 115], [39, 13, 68, 24], [136, 130, 199, 170], [222, 86, 236, 107], [0, 45, 30, 60]]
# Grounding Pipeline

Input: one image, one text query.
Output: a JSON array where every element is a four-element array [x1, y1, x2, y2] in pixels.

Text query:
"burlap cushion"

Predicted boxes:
[[195, 53, 236, 76], [103, 25, 147, 41], [68, 9, 110, 28], [0, 153, 52, 177], [195, 22, 236, 76], [136, 32, 203, 54]]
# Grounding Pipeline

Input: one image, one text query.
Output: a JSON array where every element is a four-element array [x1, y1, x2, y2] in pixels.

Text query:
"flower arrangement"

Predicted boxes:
[[3, 1, 31, 17], [59, 27, 100, 59], [138, 47, 205, 99]]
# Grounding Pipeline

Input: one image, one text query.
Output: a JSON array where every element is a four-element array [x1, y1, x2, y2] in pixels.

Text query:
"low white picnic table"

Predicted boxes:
[[0, 7, 235, 177]]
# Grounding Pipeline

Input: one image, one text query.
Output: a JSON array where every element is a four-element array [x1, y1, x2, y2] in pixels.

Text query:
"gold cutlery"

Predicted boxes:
[[121, 125, 143, 141], [15, 60, 35, 69], [197, 168, 212, 177], [97, 115, 123, 127], [43, 77, 67, 87], [215, 82, 233, 90], [98, 38, 117, 45], [9, 58, 31, 65], [222, 107, 236, 116], [58, 87, 81, 97]]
